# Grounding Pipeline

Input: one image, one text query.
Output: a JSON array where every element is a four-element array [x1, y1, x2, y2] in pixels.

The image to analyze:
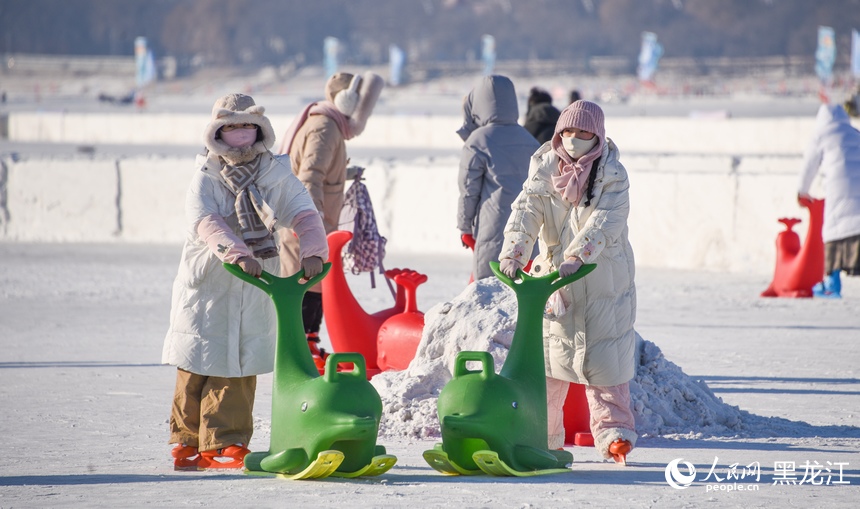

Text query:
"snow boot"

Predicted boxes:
[[172, 444, 201, 471], [608, 439, 632, 466], [813, 270, 842, 298], [307, 332, 329, 371], [198, 444, 250, 469]]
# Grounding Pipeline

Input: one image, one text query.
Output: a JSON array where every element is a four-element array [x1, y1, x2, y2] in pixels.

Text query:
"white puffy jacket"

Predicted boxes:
[[162, 152, 320, 377], [500, 139, 637, 386], [798, 104, 860, 243]]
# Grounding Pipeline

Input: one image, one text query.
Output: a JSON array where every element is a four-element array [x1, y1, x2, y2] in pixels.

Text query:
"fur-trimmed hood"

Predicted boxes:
[[203, 93, 276, 163]]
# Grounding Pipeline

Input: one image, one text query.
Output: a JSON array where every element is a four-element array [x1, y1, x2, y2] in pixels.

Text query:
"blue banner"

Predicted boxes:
[[815, 26, 836, 84], [481, 34, 495, 76], [637, 32, 663, 82], [324, 37, 339, 78], [134, 36, 155, 88], [389, 44, 406, 86], [852, 29, 860, 79]]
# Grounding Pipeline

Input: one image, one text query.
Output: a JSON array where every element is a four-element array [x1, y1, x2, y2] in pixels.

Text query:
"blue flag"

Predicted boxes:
[[389, 44, 405, 86], [851, 29, 860, 79], [815, 26, 836, 85], [481, 35, 496, 76], [324, 37, 339, 78], [134, 37, 155, 88], [637, 32, 663, 83]]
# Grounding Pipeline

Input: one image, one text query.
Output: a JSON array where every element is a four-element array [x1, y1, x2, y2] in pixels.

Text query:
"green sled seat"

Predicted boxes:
[[424, 260, 596, 477], [224, 263, 396, 480]]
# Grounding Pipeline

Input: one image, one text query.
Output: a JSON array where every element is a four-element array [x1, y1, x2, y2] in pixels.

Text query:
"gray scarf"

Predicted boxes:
[[219, 156, 278, 259]]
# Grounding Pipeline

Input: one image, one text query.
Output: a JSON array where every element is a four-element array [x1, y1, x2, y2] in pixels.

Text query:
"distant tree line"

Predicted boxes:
[[2, 0, 859, 71]]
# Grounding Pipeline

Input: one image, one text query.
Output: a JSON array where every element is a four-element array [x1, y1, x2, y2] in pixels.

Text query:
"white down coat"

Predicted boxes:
[[162, 152, 318, 377], [500, 139, 637, 386], [797, 104, 860, 243]]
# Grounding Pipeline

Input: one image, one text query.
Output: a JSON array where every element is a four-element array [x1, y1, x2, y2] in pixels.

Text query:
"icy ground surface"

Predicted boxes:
[[1, 243, 858, 508]]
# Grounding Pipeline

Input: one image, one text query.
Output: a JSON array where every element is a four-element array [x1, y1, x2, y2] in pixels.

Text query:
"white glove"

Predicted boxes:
[[301, 256, 324, 278], [558, 257, 583, 278], [499, 258, 524, 278]]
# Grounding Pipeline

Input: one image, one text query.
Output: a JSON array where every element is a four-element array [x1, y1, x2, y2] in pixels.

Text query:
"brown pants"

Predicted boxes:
[[169, 368, 257, 452]]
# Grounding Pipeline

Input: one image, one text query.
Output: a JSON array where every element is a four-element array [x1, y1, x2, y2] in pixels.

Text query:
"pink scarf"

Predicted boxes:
[[277, 101, 354, 154], [550, 135, 604, 206]]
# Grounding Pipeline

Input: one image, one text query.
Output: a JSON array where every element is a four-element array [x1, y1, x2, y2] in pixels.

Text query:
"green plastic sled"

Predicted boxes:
[[223, 263, 396, 479], [425, 261, 596, 476]]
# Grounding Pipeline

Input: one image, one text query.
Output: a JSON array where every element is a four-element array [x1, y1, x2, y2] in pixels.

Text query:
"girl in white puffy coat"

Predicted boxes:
[[499, 100, 637, 464], [797, 103, 860, 297], [162, 94, 328, 469]]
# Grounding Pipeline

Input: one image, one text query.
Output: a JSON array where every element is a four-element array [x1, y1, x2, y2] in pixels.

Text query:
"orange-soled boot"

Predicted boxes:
[[608, 439, 632, 466], [172, 444, 201, 471], [307, 333, 329, 371], [198, 444, 250, 469]]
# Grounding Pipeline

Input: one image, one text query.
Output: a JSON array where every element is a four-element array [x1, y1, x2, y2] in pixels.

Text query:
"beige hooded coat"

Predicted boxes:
[[162, 94, 326, 377]]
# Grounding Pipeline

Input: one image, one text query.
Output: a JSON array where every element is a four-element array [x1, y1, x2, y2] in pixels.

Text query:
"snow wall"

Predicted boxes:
[[2, 112, 847, 274]]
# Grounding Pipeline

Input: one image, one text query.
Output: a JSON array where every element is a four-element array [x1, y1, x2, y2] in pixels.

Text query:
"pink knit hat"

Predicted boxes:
[[554, 100, 605, 140], [550, 100, 606, 206]]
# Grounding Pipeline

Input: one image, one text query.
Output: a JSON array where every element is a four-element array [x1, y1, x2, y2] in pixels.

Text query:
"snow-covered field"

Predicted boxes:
[[0, 242, 858, 508], [1, 69, 859, 507]]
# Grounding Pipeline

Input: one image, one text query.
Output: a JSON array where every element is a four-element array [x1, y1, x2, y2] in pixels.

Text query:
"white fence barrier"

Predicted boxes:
[[2, 112, 844, 274]]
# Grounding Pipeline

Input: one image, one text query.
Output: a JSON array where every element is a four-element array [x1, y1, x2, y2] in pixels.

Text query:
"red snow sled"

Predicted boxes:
[[377, 269, 427, 371], [761, 197, 825, 298], [321, 230, 428, 377]]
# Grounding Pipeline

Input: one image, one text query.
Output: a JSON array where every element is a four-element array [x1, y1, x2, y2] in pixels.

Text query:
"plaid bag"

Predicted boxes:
[[340, 167, 389, 288]]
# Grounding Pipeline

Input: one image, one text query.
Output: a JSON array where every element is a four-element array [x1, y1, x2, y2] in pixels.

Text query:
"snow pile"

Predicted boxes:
[[630, 338, 744, 437], [371, 278, 751, 440], [370, 277, 517, 438]]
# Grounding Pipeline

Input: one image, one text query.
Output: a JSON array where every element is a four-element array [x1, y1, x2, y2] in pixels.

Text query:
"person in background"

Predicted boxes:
[[524, 87, 561, 145], [797, 102, 860, 298], [569, 89, 581, 104], [163, 93, 328, 470], [499, 100, 637, 465], [277, 71, 383, 364], [456, 75, 540, 281], [843, 85, 860, 118]]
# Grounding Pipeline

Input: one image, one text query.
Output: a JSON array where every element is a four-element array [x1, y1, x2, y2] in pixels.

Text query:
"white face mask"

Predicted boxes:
[[561, 135, 599, 160], [220, 127, 258, 148]]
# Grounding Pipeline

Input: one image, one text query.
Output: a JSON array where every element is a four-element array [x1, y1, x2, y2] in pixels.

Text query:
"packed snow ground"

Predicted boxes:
[[1, 242, 858, 508]]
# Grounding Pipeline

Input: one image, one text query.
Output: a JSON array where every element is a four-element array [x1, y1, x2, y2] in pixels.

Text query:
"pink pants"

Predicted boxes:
[[546, 377, 636, 456]]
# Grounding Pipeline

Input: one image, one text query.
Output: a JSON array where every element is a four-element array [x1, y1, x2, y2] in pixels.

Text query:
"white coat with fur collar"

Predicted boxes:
[[162, 152, 318, 377], [500, 139, 637, 387]]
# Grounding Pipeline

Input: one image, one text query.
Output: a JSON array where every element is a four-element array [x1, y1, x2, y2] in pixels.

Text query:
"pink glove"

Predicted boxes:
[[499, 258, 524, 278], [238, 256, 262, 277], [558, 258, 583, 278], [301, 256, 324, 279]]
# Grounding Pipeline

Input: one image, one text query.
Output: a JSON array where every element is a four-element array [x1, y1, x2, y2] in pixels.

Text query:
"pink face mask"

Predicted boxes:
[[220, 127, 258, 148]]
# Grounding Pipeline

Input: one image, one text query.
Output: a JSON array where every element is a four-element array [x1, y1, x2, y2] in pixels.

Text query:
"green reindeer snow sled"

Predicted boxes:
[[224, 263, 396, 480], [424, 260, 596, 477]]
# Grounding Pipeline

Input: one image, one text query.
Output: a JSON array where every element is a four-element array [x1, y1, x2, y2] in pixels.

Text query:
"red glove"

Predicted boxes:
[[461, 233, 476, 250]]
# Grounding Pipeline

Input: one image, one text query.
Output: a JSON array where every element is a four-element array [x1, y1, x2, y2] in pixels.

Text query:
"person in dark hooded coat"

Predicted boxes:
[[524, 87, 561, 145], [456, 75, 540, 280]]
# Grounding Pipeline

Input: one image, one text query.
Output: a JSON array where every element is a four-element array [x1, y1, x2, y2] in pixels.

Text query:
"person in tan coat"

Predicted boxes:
[[277, 71, 383, 363]]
